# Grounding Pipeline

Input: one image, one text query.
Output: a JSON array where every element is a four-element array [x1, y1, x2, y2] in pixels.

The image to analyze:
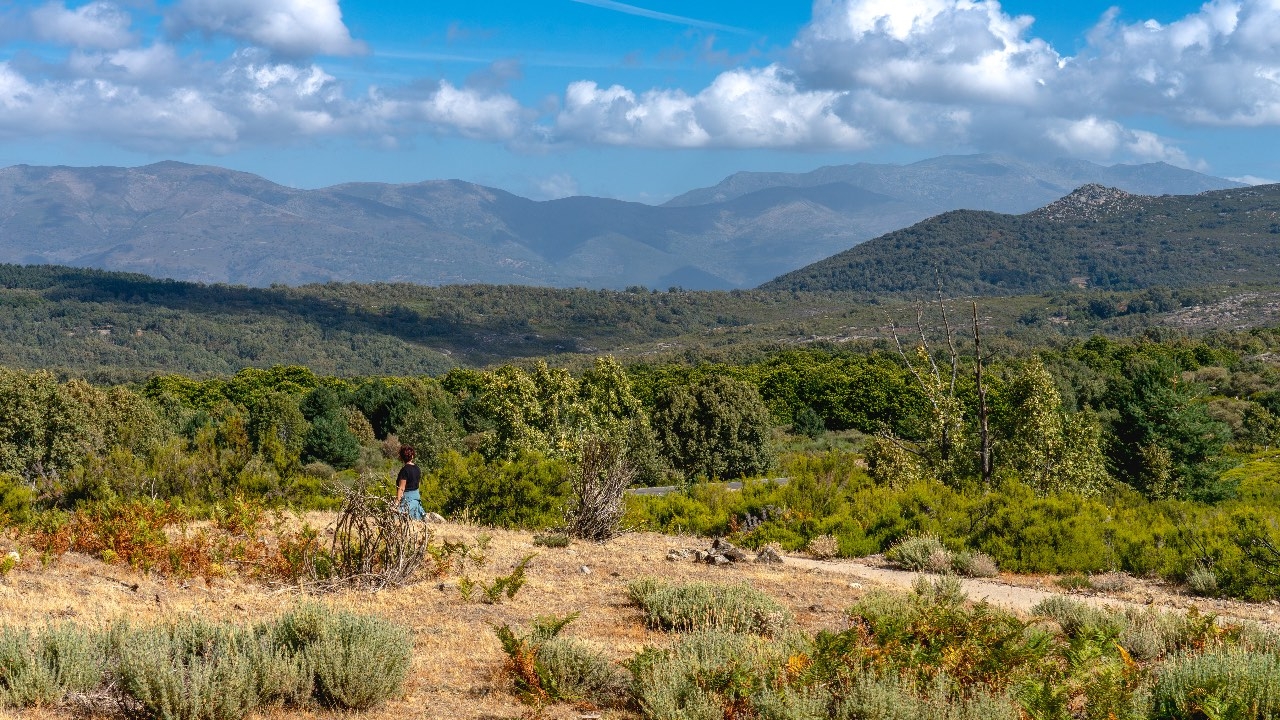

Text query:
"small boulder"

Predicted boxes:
[[754, 546, 784, 564], [423, 512, 446, 523], [707, 554, 731, 566], [666, 548, 691, 562]]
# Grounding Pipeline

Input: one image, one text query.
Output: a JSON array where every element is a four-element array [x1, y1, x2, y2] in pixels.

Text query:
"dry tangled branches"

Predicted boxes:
[[565, 437, 635, 542], [299, 480, 439, 592]]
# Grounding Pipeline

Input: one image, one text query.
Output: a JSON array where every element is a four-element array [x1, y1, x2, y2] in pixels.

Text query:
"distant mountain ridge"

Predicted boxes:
[[763, 183, 1280, 295], [0, 155, 1243, 289]]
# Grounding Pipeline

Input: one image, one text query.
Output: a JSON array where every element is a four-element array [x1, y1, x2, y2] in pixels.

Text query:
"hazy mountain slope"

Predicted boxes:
[[763, 184, 1280, 295], [0, 156, 1244, 290], [665, 154, 1243, 212]]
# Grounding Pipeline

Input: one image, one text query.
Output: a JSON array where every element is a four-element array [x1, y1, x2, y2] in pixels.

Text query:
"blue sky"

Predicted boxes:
[[1, 0, 1277, 200]]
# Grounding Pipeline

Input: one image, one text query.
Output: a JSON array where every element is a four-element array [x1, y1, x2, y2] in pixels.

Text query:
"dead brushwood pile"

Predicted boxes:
[[302, 483, 440, 592]]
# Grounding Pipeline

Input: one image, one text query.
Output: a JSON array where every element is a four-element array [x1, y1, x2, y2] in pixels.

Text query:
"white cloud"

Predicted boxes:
[[534, 173, 579, 199], [5, 0, 1280, 165], [1229, 175, 1279, 185], [167, 0, 364, 57], [554, 65, 866, 149], [1062, 0, 1280, 127], [30, 1, 134, 49]]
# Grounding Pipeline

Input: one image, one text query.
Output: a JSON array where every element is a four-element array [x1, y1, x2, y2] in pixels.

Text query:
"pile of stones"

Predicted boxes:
[[666, 537, 784, 566]]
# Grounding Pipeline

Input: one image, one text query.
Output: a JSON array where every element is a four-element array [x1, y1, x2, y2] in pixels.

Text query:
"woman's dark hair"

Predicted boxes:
[[399, 445, 416, 463]]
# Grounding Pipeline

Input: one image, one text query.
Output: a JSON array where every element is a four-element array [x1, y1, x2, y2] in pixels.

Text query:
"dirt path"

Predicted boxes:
[[781, 554, 1280, 626]]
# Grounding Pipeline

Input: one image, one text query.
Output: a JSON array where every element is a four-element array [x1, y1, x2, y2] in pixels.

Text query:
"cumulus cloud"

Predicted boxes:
[[30, 1, 134, 49], [4, 0, 1280, 163], [167, 0, 364, 57], [555, 65, 866, 149]]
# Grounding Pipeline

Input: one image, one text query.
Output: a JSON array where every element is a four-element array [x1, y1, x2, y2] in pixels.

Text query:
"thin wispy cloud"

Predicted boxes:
[[569, 0, 753, 35]]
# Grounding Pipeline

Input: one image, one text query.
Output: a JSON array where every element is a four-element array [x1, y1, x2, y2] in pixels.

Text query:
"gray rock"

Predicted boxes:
[[693, 550, 709, 562], [707, 554, 731, 566], [666, 548, 691, 561], [423, 512, 446, 523], [754, 546, 785, 564]]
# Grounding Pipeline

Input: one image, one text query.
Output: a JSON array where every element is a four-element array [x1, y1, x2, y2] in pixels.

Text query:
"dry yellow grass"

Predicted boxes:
[[1, 520, 863, 720]]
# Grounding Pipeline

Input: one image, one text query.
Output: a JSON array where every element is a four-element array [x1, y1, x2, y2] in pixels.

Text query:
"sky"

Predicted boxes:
[[1, 0, 1279, 201]]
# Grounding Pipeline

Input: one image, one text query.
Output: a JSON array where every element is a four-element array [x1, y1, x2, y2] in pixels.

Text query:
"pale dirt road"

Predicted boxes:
[[780, 554, 1280, 626]]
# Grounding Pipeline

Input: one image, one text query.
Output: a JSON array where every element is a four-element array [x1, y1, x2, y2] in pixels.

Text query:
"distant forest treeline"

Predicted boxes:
[[0, 263, 1268, 381]]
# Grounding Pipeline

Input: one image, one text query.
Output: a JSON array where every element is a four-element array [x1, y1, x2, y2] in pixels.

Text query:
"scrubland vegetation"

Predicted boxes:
[[4, 306, 1280, 717], [489, 575, 1280, 720], [4, 325, 1280, 599]]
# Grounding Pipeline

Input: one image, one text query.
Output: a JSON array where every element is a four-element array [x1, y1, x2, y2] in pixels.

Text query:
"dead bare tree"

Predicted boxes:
[[565, 437, 635, 542], [972, 301, 992, 488]]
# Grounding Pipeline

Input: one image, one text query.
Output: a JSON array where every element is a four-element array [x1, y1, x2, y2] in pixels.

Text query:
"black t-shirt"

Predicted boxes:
[[397, 463, 421, 493]]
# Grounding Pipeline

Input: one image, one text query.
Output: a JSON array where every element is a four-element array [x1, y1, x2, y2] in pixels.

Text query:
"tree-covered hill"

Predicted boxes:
[[6, 262, 1280, 381], [764, 184, 1280, 294]]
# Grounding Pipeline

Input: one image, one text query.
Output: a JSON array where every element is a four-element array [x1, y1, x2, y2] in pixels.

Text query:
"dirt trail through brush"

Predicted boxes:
[[781, 554, 1280, 626]]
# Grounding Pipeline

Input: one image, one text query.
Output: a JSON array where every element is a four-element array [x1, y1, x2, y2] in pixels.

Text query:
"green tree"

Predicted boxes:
[[995, 359, 1109, 496], [1106, 355, 1233, 500], [303, 413, 361, 468], [396, 407, 457, 471], [350, 379, 417, 439], [652, 375, 774, 480]]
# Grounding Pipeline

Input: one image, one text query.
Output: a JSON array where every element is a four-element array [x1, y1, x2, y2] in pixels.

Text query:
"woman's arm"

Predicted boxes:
[[396, 468, 407, 503]]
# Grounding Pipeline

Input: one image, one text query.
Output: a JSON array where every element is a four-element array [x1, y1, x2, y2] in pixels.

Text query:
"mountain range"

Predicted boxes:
[[0, 155, 1242, 290]]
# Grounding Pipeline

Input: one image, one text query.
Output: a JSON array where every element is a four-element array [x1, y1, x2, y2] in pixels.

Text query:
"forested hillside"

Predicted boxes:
[[766, 184, 1280, 294], [6, 263, 1280, 380]]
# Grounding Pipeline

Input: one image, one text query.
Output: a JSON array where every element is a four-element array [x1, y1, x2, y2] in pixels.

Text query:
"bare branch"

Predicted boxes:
[[935, 270, 959, 395]]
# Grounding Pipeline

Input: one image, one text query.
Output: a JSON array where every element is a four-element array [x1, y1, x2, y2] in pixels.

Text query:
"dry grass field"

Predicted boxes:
[[1, 520, 867, 720]]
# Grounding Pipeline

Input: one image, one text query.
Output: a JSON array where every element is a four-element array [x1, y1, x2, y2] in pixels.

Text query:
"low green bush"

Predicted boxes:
[[535, 637, 627, 707], [0, 629, 60, 707], [627, 579, 792, 635], [953, 550, 999, 578], [1032, 596, 1126, 639], [885, 534, 949, 572], [1186, 565, 1218, 596], [117, 622, 263, 720], [305, 610, 411, 710], [533, 532, 571, 548], [1, 605, 407, 718], [629, 630, 819, 720], [831, 672, 1020, 720], [1151, 648, 1280, 719], [0, 624, 105, 708]]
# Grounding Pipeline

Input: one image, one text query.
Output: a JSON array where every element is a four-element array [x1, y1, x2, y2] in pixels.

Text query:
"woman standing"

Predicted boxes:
[[396, 445, 426, 520]]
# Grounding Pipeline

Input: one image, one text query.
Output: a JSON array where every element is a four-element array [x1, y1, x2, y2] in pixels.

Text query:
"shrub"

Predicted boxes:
[[886, 534, 949, 572], [1151, 648, 1280, 719], [629, 630, 818, 720], [117, 622, 263, 720], [496, 613, 625, 707], [304, 610, 411, 710], [0, 624, 106, 708], [807, 534, 839, 559], [535, 638, 627, 707], [1056, 573, 1093, 592], [1186, 565, 1218, 596], [0, 629, 59, 707], [1090, 571, 1135, 593], [952, 550, 999, 578], [533, 532, 571, 548], [845, 578, 1044, 691], [1031, 596, 1124, 639], [628, 579, 792, 635], [831, 671, 1020, 720]]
